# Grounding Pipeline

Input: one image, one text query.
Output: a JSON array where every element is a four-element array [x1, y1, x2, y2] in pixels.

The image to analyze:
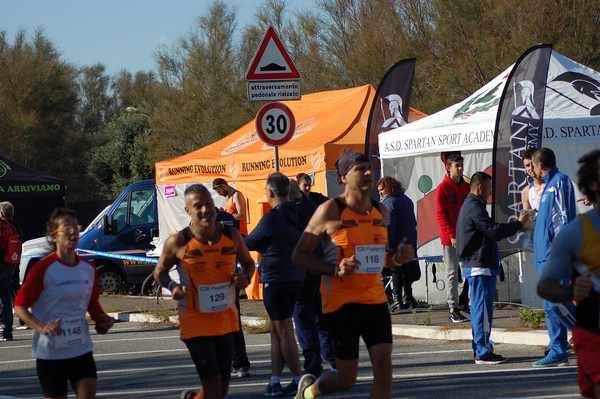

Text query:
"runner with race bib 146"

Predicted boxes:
[[15, 208, 114, 399]]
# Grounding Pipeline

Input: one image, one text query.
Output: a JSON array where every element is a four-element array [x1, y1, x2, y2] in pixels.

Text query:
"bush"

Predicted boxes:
[[519, 308, 545, 329]]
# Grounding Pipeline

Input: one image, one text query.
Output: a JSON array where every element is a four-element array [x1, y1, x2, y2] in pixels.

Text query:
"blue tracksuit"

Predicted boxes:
[[457, 194, 521, 359], [533, 168, 576, 358]]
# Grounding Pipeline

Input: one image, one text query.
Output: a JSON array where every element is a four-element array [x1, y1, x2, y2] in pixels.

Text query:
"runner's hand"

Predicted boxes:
[[95, 314, 115, 335], [450, 238, 456, 248], [338, 255, 359, 276], [232, 270, 250, 290], [171, 284, 186, 301], [41, 319, 61, 336], [574, 274, 593, 303]]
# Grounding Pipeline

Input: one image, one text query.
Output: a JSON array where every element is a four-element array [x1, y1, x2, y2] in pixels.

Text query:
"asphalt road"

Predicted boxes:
[[0, 323, 581, 398]]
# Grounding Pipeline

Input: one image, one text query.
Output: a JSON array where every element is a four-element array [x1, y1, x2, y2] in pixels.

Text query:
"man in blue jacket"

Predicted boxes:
[[457, 172, 528, 364], [531, 147, 577, 367], [245, 173, 305, 396]]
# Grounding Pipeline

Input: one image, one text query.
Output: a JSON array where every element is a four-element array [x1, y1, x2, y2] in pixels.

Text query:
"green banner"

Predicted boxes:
[[0, 183, 63, 194]]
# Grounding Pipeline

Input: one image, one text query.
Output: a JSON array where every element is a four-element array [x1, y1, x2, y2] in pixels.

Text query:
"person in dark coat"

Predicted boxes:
[[244, 173, 305, 395], [456, 172, 529, 364], [289, 180, 336, 378], [297, 173, 328, 206], [377, 177, 421, 310]]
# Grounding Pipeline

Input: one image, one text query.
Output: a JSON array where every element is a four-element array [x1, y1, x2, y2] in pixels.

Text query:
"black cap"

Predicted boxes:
[[335, 151, 369, 183]]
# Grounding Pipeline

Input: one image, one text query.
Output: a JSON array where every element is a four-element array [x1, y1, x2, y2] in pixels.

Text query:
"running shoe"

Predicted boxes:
[[294, 374, 316, 399], [180, 390, 197, 399], [532, 353, 569, 367], [231, 366, 250, 378], [282, 380, 298, 395], [0, 334, 13, 342], [265, 382, 283, 397], [475, 353, 507, 365], [449, 309, 468, 323]]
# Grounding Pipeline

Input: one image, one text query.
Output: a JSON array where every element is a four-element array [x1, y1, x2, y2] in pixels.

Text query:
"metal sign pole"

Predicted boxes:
[[274, 145, 280, 172]]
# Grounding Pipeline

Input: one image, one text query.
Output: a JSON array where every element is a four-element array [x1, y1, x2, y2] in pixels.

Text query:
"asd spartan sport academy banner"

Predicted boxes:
[[365, 58, 416, 191], [494, 44, 600, 255]]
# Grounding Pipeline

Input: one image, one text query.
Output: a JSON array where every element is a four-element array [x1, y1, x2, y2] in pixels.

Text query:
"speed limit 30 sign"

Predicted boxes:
[[255, 102, 296, 146]]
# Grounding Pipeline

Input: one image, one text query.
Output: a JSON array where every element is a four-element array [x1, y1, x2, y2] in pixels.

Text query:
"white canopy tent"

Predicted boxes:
[[378, 67, 513, 305], [378, 51, 599, 306]]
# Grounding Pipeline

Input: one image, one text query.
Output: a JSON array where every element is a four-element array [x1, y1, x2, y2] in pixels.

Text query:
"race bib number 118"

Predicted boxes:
[[355, 245, 386, 274]]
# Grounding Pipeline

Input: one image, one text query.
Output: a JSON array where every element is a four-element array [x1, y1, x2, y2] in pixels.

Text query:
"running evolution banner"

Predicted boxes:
[[493, 44, 552, 255], [365, 58, 415, 193]]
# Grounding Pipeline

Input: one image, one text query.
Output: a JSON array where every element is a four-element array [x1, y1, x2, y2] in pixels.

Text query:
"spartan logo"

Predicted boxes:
[[512, 80, 540, 120], [0, 160, 11, 178], [547, 71, 600, 115], [453, 82, 503, 120], [380, 94, 407, 131]]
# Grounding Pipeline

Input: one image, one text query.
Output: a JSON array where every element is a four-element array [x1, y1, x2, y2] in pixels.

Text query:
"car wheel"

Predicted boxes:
[[141, 273, 160, 297], [98, 270, 123, 294]]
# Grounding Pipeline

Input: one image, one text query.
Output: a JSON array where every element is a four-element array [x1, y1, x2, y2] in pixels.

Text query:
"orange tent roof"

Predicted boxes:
[[156, 85, 425, 184]]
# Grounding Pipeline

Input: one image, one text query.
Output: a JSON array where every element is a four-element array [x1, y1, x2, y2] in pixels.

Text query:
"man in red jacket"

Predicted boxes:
[[435, 153, 470, 323]]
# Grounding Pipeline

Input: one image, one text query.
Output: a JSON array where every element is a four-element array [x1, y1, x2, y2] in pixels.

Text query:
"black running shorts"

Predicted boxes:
[[263, 282, 301, 321], [36, 351, 97, 397], [322, 302, 392, 360], [183, 333, 234, 379]]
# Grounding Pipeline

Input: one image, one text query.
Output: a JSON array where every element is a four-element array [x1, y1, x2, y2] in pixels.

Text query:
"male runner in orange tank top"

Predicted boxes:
[[213, 178, 248, 235], [154, 184, 255, 399], [292, 152, 414, 399]]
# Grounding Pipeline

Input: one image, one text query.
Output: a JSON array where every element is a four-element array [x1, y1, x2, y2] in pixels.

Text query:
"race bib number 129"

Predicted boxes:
[[355, 245, 386, 274], [198, 282, 234, 313]]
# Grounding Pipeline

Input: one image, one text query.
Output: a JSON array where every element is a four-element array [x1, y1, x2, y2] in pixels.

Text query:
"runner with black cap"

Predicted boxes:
[[291, 151, 414, 399]]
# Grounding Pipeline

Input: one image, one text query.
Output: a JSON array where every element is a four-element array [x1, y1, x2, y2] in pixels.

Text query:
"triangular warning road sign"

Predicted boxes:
[[245, 26, 300, 81]]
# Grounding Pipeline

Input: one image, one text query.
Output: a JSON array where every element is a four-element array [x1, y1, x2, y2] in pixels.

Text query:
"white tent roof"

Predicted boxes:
[[378, 65, 513, 159]]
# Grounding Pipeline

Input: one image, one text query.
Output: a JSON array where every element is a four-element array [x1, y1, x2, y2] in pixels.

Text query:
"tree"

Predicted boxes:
[[148, 0, 254, 163], [89, 112, 153, 197], [0, 29, 93, 200], [76, 63, 112, 137]]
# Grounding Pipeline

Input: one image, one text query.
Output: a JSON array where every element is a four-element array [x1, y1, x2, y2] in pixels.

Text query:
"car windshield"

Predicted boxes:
[[82, 206, 110, 235]]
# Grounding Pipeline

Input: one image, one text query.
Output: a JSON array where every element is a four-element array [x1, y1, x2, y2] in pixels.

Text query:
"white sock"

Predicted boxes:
[[270, 375, 280, 385]]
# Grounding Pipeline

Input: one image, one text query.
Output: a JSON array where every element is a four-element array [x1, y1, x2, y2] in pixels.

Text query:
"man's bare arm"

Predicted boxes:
[[153, 234, 185, 299], [522, 186, 531, 210], [233, 191, 247, 222]]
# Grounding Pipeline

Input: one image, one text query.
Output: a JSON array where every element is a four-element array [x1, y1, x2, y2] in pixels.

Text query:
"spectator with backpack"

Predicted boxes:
[[0, 201, 21, 341]]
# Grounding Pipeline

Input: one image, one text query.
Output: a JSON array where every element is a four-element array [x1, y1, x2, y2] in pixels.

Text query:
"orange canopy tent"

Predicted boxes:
[[155, 84, 425, 298]]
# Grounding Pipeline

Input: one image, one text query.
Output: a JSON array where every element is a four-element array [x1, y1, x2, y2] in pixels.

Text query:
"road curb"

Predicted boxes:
[[392, 324, 552, 346], [107, 311, 270, 331], [107, 311, 554, 346]]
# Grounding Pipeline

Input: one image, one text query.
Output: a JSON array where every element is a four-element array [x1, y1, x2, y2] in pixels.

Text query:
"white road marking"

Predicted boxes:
[[8, 325, 164, 338], [0, 338, 270, 350], [0, 347, 473, 366], [13, 366, 578, 398]]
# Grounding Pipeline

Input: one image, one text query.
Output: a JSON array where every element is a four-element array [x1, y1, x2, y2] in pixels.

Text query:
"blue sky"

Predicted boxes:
[[2, 0, 312, 76]]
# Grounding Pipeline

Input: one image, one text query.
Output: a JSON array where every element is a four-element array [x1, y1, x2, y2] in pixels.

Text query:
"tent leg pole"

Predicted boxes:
[[274, 146, 280, 172]]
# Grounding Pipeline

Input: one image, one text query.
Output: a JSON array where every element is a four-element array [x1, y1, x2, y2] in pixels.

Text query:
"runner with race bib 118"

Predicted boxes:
[[292, 151, 414, 399]]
